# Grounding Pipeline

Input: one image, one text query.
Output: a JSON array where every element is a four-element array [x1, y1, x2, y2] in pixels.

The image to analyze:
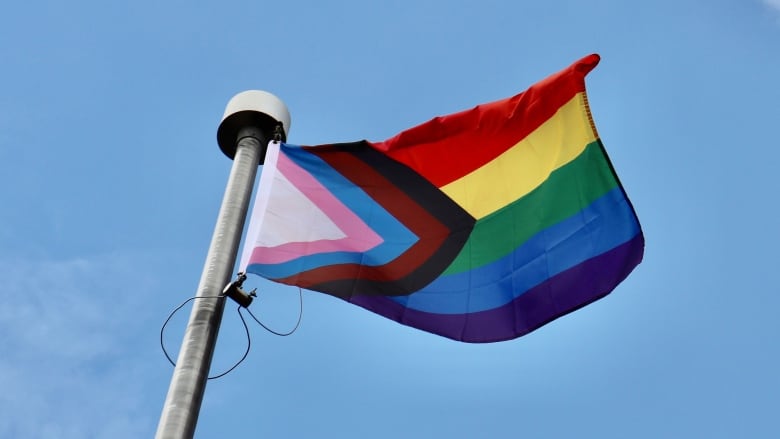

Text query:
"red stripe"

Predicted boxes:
[[371, 54, 600, 187]]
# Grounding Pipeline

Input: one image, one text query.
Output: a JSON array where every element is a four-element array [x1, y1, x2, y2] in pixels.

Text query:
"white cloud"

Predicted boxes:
[[763, 0, 780, 12], [0, 252, 171, 439]]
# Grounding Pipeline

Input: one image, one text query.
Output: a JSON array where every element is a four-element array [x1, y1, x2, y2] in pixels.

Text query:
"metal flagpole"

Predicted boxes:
[[156, 91, 291, 439]]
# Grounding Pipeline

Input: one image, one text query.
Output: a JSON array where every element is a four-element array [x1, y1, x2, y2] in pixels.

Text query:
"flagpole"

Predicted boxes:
[[156, 91, 290, 439]]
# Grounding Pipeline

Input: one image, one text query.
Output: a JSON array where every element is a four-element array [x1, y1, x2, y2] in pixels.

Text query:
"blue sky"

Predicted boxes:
[[2, 0, 779, 437]]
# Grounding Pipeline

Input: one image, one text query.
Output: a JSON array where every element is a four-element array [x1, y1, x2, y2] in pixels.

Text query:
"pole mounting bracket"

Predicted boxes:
[[222, 272, 256, 308]]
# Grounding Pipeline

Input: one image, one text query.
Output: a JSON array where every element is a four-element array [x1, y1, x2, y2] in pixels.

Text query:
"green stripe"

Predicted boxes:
[[443, 140, 619, 275]]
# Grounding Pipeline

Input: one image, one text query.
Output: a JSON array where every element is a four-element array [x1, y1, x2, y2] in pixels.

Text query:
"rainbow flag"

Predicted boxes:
[[240, 54, 644, 342]]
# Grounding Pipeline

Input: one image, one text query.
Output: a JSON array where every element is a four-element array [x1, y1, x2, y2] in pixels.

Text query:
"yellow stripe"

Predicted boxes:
[[441, 92, 597, 220]]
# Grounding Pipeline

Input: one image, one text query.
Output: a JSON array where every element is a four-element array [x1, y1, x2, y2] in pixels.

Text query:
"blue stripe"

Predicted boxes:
[[388, 187, 641, 314], [248, 145, 418, 279]]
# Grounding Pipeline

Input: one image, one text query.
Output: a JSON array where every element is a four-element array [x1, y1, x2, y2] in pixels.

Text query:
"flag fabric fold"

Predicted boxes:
[[240, 54, 644, 342]]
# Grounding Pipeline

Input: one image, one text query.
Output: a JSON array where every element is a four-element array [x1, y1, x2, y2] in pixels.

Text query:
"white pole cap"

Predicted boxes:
[[217, 90, 291, 159]]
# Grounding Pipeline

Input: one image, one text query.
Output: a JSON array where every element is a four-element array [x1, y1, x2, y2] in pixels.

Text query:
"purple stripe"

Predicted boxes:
[[348, 233, 644, 343]]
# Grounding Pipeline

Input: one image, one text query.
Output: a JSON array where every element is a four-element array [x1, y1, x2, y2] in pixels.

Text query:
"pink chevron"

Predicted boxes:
[[248, 150, 383, 265]]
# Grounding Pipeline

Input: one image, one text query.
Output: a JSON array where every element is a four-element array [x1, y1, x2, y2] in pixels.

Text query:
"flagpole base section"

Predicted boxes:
[[217, 90, 291, 162]]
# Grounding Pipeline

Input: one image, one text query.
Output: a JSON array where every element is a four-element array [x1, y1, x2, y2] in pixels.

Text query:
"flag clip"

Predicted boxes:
[[273, 124, 283, 143], [222, 272, 256, 308]]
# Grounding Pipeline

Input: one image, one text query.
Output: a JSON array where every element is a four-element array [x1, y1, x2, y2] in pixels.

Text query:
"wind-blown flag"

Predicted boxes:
[[240, 54, 643, 342]]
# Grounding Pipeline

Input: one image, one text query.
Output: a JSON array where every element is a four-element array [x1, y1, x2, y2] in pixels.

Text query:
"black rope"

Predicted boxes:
[[207, 305, 250, 380], [243, 287, 303, 336], [160, 295, 222, 368], [159, 284, 303, 379], [159, 296, 251, 380]]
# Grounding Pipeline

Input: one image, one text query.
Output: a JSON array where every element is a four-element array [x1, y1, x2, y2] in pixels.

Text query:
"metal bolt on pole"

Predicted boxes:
[[156, 91, 290, 439]]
